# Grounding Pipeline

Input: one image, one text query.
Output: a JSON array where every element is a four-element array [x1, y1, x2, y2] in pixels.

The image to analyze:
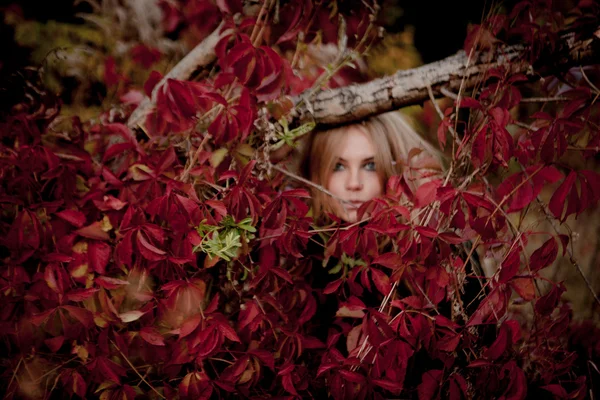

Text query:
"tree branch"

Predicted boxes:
[[126, 22, 232, 130], [290, 26, 600, 127]]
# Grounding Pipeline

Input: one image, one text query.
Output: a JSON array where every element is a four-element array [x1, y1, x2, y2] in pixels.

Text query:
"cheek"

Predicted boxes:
[[326, 173, 344, 195], [366, 176, 383, 199]]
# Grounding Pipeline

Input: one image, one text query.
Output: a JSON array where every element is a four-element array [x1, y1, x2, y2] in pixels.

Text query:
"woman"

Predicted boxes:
[[300, 111, 441, 223], [299, 110, 484, 319]]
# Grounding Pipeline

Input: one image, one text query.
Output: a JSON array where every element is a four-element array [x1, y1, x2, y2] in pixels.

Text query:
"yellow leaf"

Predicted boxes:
[[129, 164, 154, 181], [210, 148, 228, 168], [71, 263, 88, 278], [100, 215, 113, 232]]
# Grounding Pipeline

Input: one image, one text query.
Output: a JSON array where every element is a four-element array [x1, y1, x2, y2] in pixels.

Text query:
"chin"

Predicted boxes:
[[343, 210, 358, 223]]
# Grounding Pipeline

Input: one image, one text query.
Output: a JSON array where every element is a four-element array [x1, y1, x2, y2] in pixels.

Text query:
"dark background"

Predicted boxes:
[[0, 0, 489, 75]]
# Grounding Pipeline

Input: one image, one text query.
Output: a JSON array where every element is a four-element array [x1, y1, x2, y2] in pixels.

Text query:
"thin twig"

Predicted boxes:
[[34, 356, 78, 384], [511, 121, 538, 131], [179, 134, 211, 182], [253, 0, 276, 46], [533, 198, 600, 309], [111, 340, 166, 399], [354, 281, 399, 367], [8, 357, 23, 393], [580, 66, 600, 95], [520, 96, 569, 103], [250, 0, 270, 44], [440, 86, 458, 100], [427, 84, 461, 148], [308, 217, 371, 233], [488, 164, 545, 221], [272, 164, 346, 203]]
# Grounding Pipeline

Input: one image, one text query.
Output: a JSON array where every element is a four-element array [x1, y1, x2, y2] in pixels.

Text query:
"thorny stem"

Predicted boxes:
[[111, 340, 166, 399]]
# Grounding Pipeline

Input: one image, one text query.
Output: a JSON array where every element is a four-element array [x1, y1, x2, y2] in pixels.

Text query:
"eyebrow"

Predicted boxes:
[[337, 157, 375, 162]]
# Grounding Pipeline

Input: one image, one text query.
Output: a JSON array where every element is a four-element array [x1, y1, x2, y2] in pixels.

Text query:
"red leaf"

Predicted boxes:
[[372, 378, 403, 394], [339, 369, 365, 383], [498, 247, 521, 283], [485, 323, 511, 360], [438, 232, 465, 244], [415, 226, 438, 238], [462, 192, 494, 210], [136, 231, 167, 261], [66, 288, 99, 302], [281, 373, 298, 396], [140, 327, 165, 346], [417, 370, 443, 400], [195, 326, 222, 357], [510, 277, 535, 301], [76, 221, 110, 241], [179, 314, 202, 338], [458, 97, 482, 109], [323, 279, 343, 295], [467, 287, 509, 326], [373, 252, 403, 270], [96, 276, 130, 289], [56, 209, 86, 228], [144, 70, 163, 96], [529, 237, 558, 272], [541, 384, 568, 398], [549, 171, 577, 222], [238, 301, 261, 332], [206, 200, 228, 217], [370, 267, 392, 295], [535, 283, 565, 316], [44, 335, 65, 352], [215, 320, 241, 342], [449, 374, 468, 400], [103, 142, 135, 162], [89, 241, 111, 274], [179, 372, 213, 400], [415, 179, 442, 207], [63, 305, 94, 328]]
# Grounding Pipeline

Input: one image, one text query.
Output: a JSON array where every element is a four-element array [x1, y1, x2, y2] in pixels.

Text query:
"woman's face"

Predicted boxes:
[[326, 126, 383, 222]]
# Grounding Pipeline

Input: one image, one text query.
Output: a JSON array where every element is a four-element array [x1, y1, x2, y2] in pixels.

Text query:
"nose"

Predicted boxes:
[[345, 168, 363, 191]]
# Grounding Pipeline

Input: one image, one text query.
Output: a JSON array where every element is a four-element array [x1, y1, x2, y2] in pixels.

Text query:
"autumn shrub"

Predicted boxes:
[[1, 0, 599, 399]]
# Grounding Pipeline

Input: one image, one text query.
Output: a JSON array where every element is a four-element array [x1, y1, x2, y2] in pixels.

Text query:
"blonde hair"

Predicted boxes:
[[301, 111, 440, 221]]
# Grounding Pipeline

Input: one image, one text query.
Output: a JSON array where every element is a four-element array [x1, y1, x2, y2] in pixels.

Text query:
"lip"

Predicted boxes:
[[345, 201, 364, 209]]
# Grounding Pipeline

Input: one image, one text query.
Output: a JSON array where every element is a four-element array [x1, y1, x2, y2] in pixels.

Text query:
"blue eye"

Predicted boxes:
[[333, 163, 345, 172], [364, 161, 376, 171]]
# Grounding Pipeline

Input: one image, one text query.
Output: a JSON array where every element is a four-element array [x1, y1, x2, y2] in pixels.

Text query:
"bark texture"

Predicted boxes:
[[126, 22, 231, 130], [291, 26, 600, 127]]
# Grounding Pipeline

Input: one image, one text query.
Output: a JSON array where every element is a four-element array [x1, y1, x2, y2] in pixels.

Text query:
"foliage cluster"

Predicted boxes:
[[1, 0, 600, 399]]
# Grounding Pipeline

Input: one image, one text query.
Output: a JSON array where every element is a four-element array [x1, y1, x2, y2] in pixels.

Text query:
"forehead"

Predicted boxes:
[[334, 125, 376, 160]]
